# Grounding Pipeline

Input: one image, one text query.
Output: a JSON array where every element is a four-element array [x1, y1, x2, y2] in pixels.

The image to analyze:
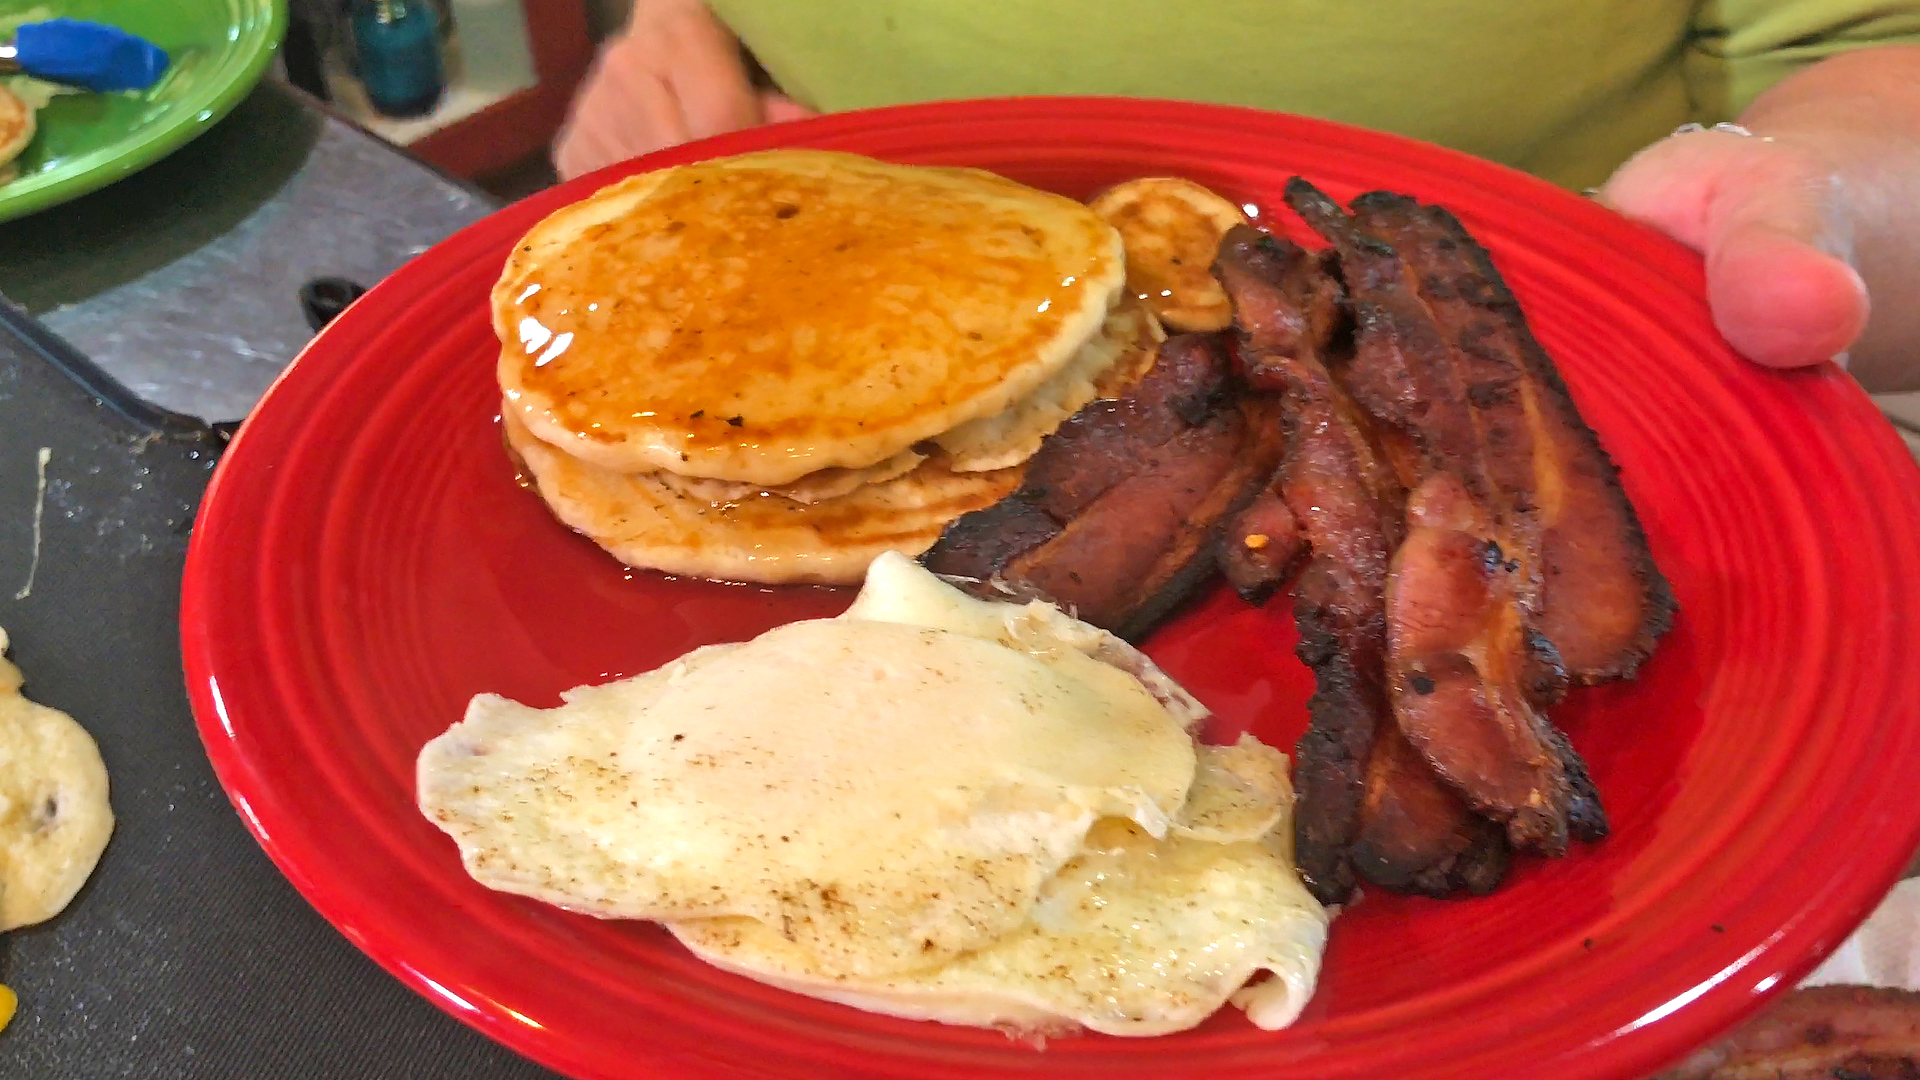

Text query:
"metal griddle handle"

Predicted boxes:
[[0, 296, 234, 449]]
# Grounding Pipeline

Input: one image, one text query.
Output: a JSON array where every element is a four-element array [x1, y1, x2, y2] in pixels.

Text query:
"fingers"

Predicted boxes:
[[552, 0, 772, 181], [1591, 135, 1721, 251], [556, 67, 688, 180], [657, 4, 760, 141], [761, 93, 818, 124], [554, 26, 686, 179], [1598, 130, 1870, 371], [1705, 183, 1869, 370]]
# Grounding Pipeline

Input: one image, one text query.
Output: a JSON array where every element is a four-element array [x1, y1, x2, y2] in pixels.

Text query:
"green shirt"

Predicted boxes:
[[711, 0, 1920, 189]]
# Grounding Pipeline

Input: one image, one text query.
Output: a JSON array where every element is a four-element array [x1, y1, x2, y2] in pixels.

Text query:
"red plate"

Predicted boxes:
[[181, 98, 1920, 1080]]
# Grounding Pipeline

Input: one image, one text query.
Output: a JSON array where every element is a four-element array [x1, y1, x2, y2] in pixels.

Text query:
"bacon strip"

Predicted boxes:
[[1349, 719, 1511, 897], [1311, 185, 1676, 685], [1216, 241, 1337, 602], [923, 334, 1286, 641], [1284, 179, 1623, 854], [1387, 472, 1577, 852], [1217, 491, 1306, 603], [1217, 225, 1504, 902], [1656, 986, 1920, 1079]]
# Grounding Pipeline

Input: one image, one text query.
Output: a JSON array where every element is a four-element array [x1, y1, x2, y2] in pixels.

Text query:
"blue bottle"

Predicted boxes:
[[349, 0, 444, 118]]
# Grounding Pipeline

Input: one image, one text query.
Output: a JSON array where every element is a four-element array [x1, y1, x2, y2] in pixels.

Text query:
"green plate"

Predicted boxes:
[[0, 0, 287, 223]]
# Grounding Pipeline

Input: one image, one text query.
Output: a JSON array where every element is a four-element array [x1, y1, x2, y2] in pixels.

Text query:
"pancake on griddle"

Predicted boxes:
[[495, 149, 1126, 486], [0, 86, 35, 178]]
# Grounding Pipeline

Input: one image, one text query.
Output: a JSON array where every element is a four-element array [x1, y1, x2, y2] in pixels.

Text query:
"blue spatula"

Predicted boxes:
[[0, 18, 170, 94]]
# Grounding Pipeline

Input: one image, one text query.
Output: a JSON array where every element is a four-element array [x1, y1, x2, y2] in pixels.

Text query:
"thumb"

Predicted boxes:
[[1597, 131, 1868, 370], [760, 92, 818, 124]]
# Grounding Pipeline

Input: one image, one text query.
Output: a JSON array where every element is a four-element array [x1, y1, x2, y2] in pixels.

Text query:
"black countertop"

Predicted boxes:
[[0, 80, 558, 1080], [0, 78, 496, 423]]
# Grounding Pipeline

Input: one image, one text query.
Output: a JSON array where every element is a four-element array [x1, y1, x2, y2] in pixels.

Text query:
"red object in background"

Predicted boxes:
[[181, 98, 1920, 1080], [407, 0, 592, 177]]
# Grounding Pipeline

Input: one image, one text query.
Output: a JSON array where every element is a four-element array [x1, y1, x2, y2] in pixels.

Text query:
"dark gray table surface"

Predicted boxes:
[[0, 78, 497, 423], [0, 80, 560, 1080]]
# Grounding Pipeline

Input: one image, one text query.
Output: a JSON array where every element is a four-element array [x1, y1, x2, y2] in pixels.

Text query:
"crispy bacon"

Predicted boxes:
[[1387, 472, 1576, 852], [922, 334, 1286, 641], [1218, 490, 1306, 603], [930, 180, 1665, 902], [1284, 179, 1620, 853], [1657, 986, 1920, 1079], [1217, 224, 1502, 901], [1308, 184, 1676, 685], [1285, 561, 1385, 904], [1215, 238, 1338, 601], [1349, 720, 1511, 897]]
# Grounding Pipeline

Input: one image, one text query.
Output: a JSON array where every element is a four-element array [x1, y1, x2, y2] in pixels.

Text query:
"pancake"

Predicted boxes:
[[935, 294, 1164, 472], [649, 447, 926, 506], [649, 295, 1162, 493], [1088, 177, 1250, 333], [496, 150, 1125, 485], [0, 86, 34, 174], [0, 628, 113, 932], [504, 410, 1021, 585]]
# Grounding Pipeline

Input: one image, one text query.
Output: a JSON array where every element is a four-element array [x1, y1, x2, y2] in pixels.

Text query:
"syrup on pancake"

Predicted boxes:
[[496, 150, 1127, 485]]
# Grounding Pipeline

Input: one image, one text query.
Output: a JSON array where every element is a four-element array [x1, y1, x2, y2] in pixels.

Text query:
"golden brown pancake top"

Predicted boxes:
[[0, 86, 36, 171], [496, 151, 1124, 485]]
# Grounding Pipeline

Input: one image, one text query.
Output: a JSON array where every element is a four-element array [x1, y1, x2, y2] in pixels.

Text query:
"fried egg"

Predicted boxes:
[[418, 555, 1197, 977], [418, 555, 1327, 1033], [670, 735, 1326, 1036]]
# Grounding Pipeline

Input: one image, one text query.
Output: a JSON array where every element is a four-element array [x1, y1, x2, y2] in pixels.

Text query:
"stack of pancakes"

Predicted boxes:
[[494, 150, 1162, 584]]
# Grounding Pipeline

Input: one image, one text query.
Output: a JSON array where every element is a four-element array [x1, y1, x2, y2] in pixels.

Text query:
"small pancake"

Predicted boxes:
[[0, 628, 113, 932], [650, 447, 926, 506], [504, 410, 1021, 585], [1089, 177, 1249, 333], [497, 150, 1125, 485], [935, 295, 1165, 472], [0, 86, 35, 172]]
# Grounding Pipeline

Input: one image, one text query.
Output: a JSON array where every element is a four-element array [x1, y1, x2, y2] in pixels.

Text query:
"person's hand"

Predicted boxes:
[[552, 0, 814, 182], [1597, 126, 1870, 372], [1597, 46, 1920, 392]]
